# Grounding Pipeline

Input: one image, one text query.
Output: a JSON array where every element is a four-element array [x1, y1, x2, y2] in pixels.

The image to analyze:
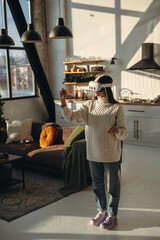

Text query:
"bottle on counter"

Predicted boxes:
[[74, 89, 78, 99], [78, 89, 83, 99]]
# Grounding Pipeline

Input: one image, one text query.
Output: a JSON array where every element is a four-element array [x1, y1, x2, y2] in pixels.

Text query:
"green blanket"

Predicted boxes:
[[59, 139, 91, 196]]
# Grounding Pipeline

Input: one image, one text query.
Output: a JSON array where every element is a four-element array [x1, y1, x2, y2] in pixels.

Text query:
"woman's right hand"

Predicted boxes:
[[60, 88, 67, 107]]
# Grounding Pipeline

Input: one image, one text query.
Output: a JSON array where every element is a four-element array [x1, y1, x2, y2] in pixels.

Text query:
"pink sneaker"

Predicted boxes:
[[100, 216, 118, 230], [90, 213, 107, 226]]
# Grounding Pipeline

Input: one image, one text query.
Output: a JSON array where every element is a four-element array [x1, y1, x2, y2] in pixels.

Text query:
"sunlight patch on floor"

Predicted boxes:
[[120, 207, 160, 212]]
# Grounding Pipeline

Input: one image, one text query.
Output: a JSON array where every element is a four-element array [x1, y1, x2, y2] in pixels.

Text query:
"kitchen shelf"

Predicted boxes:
[[63, 59, 106, 76], [63, 60, 106, 65], [64, 82, 89, 85], [64, 71, 104, 74]]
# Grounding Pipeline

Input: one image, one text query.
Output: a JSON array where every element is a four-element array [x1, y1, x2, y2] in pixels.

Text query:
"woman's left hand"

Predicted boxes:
[[107, 127, 119, 135]]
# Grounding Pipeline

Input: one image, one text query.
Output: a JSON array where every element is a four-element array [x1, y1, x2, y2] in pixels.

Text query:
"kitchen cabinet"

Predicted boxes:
[[124, 105, 160, 147]]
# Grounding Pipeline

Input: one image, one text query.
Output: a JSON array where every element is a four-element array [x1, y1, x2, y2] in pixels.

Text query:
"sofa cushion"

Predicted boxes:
[[6, 118, 34, 144], [39, 126, 58, 148], [61, 127, 76, 143], [31, 122, 45, 141], [41, 122, 60, 130], [26, 144, 65, 169], [64, 126, 85, 148], [0, 141, 40, 156], [56, 127, 64, 144]]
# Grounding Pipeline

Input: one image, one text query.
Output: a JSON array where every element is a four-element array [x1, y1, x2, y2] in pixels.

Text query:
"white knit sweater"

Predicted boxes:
[[61, 98, 128, 163]]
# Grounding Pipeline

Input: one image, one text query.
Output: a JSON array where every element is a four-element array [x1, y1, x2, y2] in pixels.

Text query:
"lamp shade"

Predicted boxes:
[[49, 18, 73, 39], [0, 29, 15, 47], [21, 24, 42, 43]]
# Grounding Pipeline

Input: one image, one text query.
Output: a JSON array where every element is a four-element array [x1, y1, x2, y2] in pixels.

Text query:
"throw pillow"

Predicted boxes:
[[39, 126, 58, 148], [6, 118, 34, 144], [64, 125, 85, 148]]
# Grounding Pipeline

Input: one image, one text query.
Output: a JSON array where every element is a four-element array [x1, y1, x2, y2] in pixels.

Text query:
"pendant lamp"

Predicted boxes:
[[0, 0, 15, 47], [49, 0, 73, 39], [21, 0, 41, 43]]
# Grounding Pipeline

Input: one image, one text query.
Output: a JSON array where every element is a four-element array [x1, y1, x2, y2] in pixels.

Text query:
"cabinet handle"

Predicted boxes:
[[134, 120, 136, 138], [128, 110, 145, 112], [134, 120, 139, 139], [137, 120, 139, 138]]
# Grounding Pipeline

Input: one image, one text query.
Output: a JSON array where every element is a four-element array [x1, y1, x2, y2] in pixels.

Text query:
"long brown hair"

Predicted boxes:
[[98, 75, 119, 104]]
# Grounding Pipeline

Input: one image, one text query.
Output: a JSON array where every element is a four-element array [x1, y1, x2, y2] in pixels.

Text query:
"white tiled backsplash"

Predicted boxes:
[[121, 71, 160, 100]]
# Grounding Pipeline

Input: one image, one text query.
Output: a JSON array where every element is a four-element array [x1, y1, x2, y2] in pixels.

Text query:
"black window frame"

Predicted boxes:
[[0, 0, 37, 101]]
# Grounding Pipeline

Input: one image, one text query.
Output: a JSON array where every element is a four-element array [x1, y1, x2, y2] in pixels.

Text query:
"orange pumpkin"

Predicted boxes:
[[39, 126, 58, 148]]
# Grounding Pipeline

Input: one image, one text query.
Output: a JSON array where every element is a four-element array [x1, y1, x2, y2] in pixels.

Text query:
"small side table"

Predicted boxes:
[[0, 154, 25, 188]]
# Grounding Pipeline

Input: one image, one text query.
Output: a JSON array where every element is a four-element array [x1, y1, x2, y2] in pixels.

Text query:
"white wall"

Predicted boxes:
[[46, 0, 160, 102], [4, 96, 48, 122], [46, 0, 66, 100]]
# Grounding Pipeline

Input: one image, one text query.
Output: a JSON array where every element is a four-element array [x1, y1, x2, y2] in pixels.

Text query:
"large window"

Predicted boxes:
[[0, 0, 36, 99]]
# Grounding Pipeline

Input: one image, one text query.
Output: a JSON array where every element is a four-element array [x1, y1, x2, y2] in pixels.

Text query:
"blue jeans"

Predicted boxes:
[[89, 161, 120, 217]]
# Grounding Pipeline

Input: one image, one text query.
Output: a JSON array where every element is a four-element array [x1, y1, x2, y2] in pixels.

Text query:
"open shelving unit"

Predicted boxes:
[[63, 59, 106, 99], [63, 59, 106, 76]]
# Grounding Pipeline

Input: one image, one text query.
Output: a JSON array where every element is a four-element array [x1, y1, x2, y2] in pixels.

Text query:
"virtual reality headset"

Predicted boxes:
[[88, 81, 112, 92]]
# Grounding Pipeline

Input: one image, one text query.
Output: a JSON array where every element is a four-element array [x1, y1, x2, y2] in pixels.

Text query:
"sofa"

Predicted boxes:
[[0, 121, 85, 178]]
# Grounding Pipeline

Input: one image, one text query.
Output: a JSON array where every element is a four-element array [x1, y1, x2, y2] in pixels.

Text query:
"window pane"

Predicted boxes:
[[9, 50, 35, 98], [20, 0, 29, 21], [6, 0, 29, 47], [0, 49, 9, 98], [0, 1, 2, 29]]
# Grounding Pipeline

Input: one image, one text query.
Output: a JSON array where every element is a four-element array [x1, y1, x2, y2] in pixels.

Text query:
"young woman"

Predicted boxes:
[[60, 75, 128, 230]]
